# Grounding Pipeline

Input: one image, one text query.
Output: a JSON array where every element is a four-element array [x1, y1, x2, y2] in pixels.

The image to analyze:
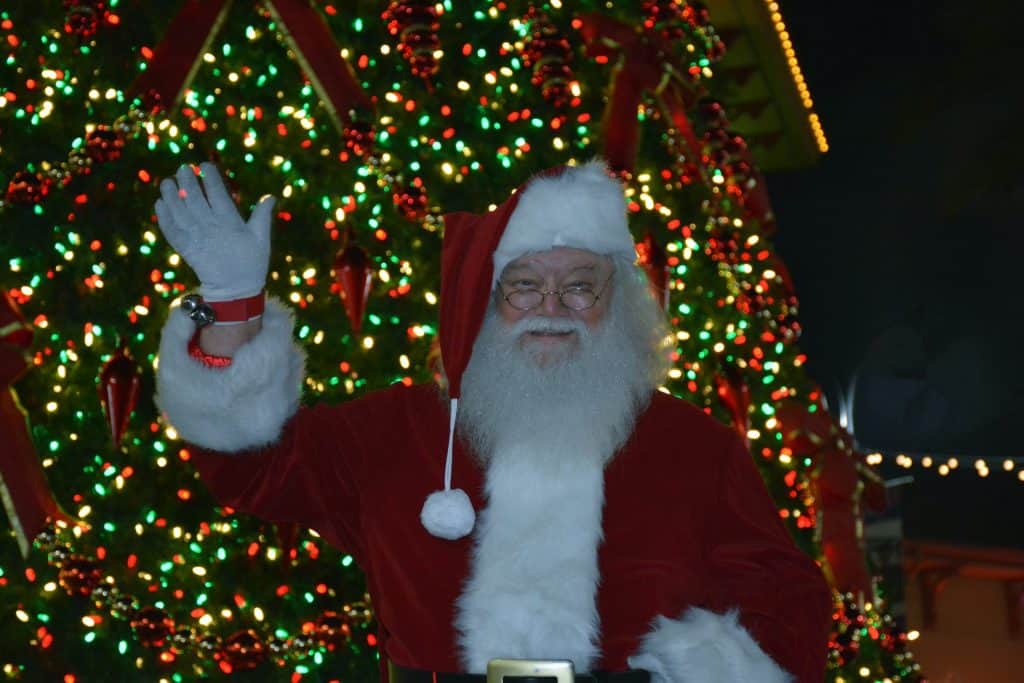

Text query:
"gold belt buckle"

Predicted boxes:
[[486, 658, 575, 682]]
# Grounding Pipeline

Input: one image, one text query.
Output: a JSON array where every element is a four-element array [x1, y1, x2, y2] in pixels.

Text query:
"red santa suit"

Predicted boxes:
[[155, 162, 832, 682]]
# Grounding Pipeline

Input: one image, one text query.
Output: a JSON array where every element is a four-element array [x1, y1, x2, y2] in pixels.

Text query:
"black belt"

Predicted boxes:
[[388, 661, 650, 683]]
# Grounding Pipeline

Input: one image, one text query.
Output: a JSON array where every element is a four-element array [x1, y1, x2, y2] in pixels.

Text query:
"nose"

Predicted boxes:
[[539, 288, 570, 317]]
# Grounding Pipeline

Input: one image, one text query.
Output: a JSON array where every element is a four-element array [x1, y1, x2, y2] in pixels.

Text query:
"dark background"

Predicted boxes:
[[763, 0, 1024, 548]]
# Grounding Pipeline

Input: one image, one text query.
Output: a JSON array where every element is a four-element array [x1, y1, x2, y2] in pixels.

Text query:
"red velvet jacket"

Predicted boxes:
[[190, 382, 832, 681]]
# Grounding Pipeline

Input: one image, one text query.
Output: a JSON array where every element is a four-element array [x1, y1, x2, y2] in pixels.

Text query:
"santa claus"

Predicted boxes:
[[154, 160, 832, 682]]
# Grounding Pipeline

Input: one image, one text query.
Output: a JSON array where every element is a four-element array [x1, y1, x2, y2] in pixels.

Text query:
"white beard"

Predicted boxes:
[[457, 309, 654, 470], [453, 292, 662, 673]]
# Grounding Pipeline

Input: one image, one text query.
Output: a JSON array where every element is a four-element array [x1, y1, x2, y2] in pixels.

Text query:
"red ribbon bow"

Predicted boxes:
[[578, 13, 703, 174]]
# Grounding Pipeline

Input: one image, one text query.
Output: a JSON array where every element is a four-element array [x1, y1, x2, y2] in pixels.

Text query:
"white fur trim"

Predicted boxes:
[[493, 159, 635, 280], [420, 488, 476, 540], [455, 449, 606, 673], [154, 296, 305, 452], [627, 608, 793, 683]]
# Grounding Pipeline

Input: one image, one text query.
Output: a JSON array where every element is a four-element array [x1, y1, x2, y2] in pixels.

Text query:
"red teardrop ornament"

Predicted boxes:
[[97, 342, 141, 448], [333, 245, 373, 334]]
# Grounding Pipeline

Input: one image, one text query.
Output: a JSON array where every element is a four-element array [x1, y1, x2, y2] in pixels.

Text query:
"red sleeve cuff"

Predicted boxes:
[[188, 330, 233, 368]]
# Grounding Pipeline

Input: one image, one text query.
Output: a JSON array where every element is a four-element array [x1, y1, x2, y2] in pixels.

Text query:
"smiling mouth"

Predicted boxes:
[[527, 330, 575, 337]]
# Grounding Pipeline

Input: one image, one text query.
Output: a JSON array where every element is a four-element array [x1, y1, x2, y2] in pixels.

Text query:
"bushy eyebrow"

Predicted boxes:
[[504, 263, 598, 276], [501, 265, 540, 279], [500, 263, 602, 287]]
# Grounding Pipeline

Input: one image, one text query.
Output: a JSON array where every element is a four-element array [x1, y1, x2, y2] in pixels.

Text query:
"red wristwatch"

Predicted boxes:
[[181, 290, 265, 327], [183, 291, 265, 368]]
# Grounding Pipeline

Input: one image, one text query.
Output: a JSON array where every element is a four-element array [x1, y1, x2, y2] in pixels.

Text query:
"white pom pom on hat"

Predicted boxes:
[[424, 159, 632, 541], [419, 397, 477, 540], [421, 488, 476, 540]]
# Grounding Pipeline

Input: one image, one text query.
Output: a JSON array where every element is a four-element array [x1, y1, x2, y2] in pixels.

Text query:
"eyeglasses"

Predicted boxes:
[[498, 272, 614, 312]]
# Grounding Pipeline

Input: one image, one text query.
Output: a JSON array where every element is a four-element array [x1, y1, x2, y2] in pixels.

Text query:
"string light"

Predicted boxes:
[[868, 451, 1024, 481], [762, 0, 828, 152]]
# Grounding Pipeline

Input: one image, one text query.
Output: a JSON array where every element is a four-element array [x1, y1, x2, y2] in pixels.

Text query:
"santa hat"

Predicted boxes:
[[420, 159, 636, 540]]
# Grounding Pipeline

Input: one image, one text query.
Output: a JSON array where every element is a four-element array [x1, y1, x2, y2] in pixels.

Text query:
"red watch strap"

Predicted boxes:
[[207, 291, 265, 324], [188, 330, 233, 368]]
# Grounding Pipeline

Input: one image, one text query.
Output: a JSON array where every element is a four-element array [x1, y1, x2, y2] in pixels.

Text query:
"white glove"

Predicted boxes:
[[154, 162, 276, 302]]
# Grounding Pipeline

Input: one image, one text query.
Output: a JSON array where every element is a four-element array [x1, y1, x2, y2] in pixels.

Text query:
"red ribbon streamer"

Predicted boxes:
[[815, 444, 886, 601], [128, 0, 233, 111], [0, 388, 71, 558], [129, 0, 372, 132], [714, 369, 751, 446], [578, 13, 703, 173], [263, 0, 374, 131], [0, 293, 69, 558], [660, 84, 704, 171]]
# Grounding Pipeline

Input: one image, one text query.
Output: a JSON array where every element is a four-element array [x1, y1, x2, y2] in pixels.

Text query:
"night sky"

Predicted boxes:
[[761, 0, 1024, 547]]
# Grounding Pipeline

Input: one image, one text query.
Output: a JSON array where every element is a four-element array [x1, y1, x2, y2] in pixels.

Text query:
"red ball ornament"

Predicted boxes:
[[697, 98, 730, 131], [704, 129, 747, 167], [85, 125, 125, 164], [58, 555, 103, 596], [131, 606, 174, 647], [332, 244, 373, 334], [522, 9, 575, 109], [684, 2, 727, 61], [688, 3, 712, 29], [531, 47, 574, 108], [343, 119, 376, 160], [63, 0, 109, 40], [97, 341, 141, 448], [314, 611, 352, 647], [635, 231, 670, 311], [706, 226, 742, 265], [221, 629, 266, 671], [393, 181, 429, 222], [5, 171, 53, 205], [382, 0, 441, 80], [643, 0, 688, 43]]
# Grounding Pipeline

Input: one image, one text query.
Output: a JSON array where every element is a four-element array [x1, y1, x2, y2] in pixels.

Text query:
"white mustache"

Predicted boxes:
[[510, 316, 587, 336]]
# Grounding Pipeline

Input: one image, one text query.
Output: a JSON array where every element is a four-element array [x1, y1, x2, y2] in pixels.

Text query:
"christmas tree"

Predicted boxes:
[[1, 1, 922, 680]]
